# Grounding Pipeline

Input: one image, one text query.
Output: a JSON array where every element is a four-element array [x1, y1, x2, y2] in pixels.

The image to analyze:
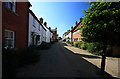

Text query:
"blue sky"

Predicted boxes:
[[30, 2, 91, 37]]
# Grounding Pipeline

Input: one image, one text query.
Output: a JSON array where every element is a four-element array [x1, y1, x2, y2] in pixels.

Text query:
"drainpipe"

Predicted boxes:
[[26, 2, 31, 48]]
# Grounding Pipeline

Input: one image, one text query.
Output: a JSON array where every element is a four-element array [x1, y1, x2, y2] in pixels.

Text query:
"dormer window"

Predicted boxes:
[[5, 0, 16, 13]]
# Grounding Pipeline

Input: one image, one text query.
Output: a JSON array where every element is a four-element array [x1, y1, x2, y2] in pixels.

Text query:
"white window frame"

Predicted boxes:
[[4, 29, 15, 49], [6, 0, 16, 13]]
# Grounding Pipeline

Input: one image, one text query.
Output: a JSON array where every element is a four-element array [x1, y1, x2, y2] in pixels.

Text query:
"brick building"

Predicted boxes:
[[2, 1, 31, 52], [51, 28, 58, 41], [71, 18, 83, 42]]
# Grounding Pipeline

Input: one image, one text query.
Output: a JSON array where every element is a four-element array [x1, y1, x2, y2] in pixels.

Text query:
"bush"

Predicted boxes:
[[36, 42, 51, 50], [72, 41, 103, 56], [80, 41, 87, 50], [73, 41, 87, 50], [87, 43, 95, 53], [17, 46, 40, 66], [2, 48, 18, 78], [66, 40, 71, 44], [71, 42, 74, 46], [87, 42, 103, 55], [73, 41, 79, 47]]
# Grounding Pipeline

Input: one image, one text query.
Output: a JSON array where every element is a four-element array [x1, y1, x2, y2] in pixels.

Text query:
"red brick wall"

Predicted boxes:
[[2, 2, 28, 52], [73, 30, 82, 41], [72, 24, 83, 41], [52, 33, 55, 40]]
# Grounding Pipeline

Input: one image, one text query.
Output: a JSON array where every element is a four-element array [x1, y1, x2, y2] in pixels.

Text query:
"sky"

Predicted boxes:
[[29, 2, 91, 37]]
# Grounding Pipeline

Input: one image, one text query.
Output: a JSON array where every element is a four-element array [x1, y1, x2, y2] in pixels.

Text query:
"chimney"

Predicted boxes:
[[55, 27, 57, 31], [71, 26, 73, 30], [44, 22, 47, 26], [79, 18, 82, 22], [55, 27, 57, 34], [40, 17, 43, 24], [75, 21, 77, 25], [49, 27, 51, 30]]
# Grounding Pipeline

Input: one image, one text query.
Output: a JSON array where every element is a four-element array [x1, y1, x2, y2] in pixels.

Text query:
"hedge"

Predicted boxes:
[[66, 41, 103, 56]]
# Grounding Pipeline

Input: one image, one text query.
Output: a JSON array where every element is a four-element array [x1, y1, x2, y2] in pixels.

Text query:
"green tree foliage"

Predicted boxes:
[[67, 37, 70, 40], [58, 37, 62, 40], [81, 2, 120, 73], [81, 2, 120, 46]]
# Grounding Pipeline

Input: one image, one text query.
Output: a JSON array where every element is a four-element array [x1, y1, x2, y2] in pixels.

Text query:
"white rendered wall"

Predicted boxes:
[[66, 32, 71, 41], [28, 13, 42, 46]]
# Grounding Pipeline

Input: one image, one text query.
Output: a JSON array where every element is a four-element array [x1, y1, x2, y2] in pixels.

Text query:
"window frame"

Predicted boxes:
[[5, 0, 16, 13], [33, 18, 36, 28], [4, 29, 15, 49]]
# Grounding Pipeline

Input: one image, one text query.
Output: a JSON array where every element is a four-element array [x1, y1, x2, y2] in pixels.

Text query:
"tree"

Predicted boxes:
[[58, 37, 62, 40], [81, 2, 120, 73], [66, 37, 70, 41]]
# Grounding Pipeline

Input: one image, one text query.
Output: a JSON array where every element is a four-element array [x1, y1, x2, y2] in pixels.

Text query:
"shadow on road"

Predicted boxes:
[[75, 53, 101, 59], [61, 42, 118, 79], [62, 43, 68, 46]]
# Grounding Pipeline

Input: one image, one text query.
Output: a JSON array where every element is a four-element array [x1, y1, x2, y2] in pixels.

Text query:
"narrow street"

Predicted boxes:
[[15, 41, 107, 78]]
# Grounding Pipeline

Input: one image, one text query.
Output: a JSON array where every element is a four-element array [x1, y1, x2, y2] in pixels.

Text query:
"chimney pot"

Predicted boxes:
[[79, 18, 82, 22], [75, 21, 77, 25], [44, 22, 47, 26], [71, 26, 73, 30], [49, 27, 51, 30], [40, 17, 43, 24]]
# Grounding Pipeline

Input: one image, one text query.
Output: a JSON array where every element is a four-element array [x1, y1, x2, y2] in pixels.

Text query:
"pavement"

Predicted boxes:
[[15, 41, 119, 79], [64, 41, 120, 78]]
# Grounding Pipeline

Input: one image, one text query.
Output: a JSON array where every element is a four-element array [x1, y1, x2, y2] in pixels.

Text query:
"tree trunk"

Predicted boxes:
[[101, 45, 106, 74]]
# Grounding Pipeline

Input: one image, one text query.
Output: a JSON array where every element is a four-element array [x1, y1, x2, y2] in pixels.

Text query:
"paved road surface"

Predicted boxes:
[[15, 41, 106, 78]]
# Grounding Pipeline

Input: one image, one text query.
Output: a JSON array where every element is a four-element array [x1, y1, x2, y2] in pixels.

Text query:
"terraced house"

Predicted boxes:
[[2, 1, 31, 52], [2, 1, 58, 52], [43, 21, 52, 43], [71, 18, 83, 42], [28, 10, 47, 46], [62, 18, 83, 42], [51, 28, 58, 41]]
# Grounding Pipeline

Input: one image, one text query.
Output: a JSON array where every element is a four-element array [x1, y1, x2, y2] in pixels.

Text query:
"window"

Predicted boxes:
[[5, 0, 16, 12], [4, 30, 15, 49], [79, 38, 81, 41], [74, 38, 78, 41], [38, 25, 40, 31], [33, 18, 36, 28], [76, 38, 78, 41]]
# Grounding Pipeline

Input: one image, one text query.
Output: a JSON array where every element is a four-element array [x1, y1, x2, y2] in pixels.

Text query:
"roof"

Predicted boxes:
[[66, 30, 71, 35], [70, 18, 83, 32], [74, 24, 83, 32], [41, 24, 47, 31], [71, 22, 81, 32], [29, 9, 47, 31], [29, 9, 40, 24], [63, 21, 83, 36]]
